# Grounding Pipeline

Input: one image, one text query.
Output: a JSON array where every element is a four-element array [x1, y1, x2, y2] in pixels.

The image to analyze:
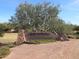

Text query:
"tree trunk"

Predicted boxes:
[[16, 29, 28, 44]]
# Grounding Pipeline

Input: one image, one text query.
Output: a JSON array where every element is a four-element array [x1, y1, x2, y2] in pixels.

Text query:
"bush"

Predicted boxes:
[[67, 35, 75, 39], [0, 46, 10, 58], [0, 29, 4, 37], [75, 35, 79, 39], [75, 31, 79, 35]]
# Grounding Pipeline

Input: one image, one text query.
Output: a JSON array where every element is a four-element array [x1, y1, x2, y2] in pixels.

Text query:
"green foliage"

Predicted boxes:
[[74, 26, 79, 31], [75, 31, 79, 35], [0, 24, 5, 37], [0, 23, 16, 36], [76, 35, 79, 39], [0, 23, 15, 32], [63, 24, 74, 35], [0, 46, 10, 58], [9, 2, 60, 31], [0, 29, 4, 37], [9, 2, 74, 35], [73, 25, 79, 39]]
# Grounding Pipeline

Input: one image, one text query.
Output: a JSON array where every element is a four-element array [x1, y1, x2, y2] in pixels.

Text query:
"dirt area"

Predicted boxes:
[[0, 33, 17, 43], [3, 39, 79, 59]]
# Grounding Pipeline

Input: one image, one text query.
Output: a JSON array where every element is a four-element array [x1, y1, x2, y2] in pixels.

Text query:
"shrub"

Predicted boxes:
[[75, 31, 79, 35], [67, 35, 75, 39], [0, 29, 4, 37], [75, 35, 79, 39]]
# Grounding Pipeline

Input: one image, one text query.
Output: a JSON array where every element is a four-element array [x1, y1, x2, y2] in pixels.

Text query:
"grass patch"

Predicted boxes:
[[0, 46, 10, 59], [0, 42, 16, 59], [30, 39, 56, 44], [5, 43, 16, 48]]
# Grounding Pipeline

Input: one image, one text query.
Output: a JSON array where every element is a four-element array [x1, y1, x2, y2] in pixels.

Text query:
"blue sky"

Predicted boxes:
[[0, 0, 79, 25]]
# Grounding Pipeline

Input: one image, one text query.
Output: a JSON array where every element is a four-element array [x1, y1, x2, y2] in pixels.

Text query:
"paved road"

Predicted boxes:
[[3, 39, 79, 59]]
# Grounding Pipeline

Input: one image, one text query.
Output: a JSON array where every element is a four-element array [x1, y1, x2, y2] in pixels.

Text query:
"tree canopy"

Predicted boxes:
[[9, 2, 73, 34]]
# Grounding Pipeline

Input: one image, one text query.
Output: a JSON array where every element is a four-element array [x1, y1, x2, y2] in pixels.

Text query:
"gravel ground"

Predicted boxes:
[[3, 39, 79, 59]]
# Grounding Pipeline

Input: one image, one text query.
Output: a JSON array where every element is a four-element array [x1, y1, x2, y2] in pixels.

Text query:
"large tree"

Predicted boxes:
[[10, 2, 64, 32], [9, 2, 72, 42]]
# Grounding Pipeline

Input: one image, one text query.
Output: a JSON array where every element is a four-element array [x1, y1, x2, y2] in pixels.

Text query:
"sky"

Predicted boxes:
[[0, 0, 79, 25]]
